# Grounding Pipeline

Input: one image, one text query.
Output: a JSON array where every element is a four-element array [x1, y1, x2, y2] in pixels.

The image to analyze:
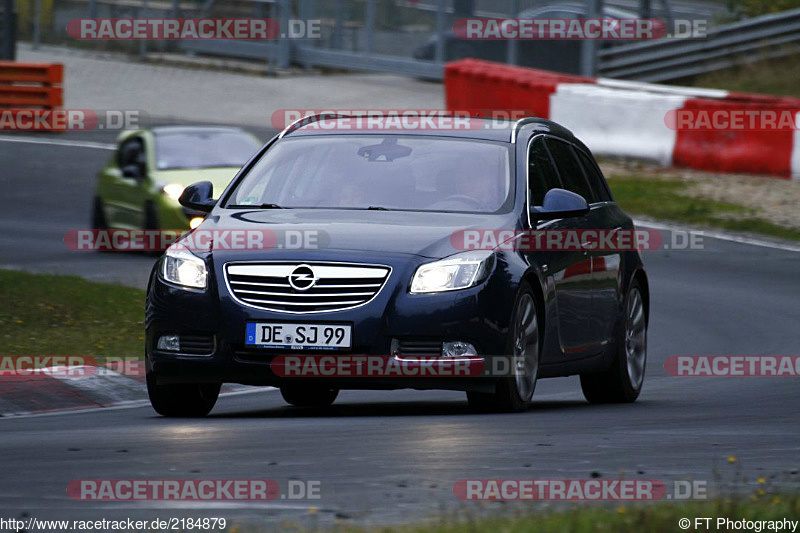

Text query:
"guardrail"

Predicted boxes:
[[598, 8, 800, 82]]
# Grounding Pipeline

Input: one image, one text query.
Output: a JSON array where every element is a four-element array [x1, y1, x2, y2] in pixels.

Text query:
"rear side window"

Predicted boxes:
[[528, 137, 561, 206], [576, 149, 612, 202], [545, 138, 595, 203]]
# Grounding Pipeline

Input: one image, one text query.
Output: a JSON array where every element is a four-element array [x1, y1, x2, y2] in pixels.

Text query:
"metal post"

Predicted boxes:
[[172, 0, 179, 18], [364, 0, 375, 54], [276, 0, 290, 69], [297, 0, 312, 70], [639, 0, 651, 18], [33, 0, 42, 49], [506, 0, 520, 65], [333, 0, 344, 49], [434, 0, 446, 64], [139, 0, 148, 58], [2, 0, 15, 60], [89, 0, 97, 19], [580, 0, 601, 76]]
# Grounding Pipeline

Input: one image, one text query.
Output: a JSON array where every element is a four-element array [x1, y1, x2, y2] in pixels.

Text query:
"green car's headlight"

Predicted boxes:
[[410, 251, 495, 294], [161, 183, 185, 201], [162, 246, 207, 289]]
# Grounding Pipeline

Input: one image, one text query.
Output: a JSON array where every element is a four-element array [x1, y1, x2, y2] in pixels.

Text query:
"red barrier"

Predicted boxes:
[[444, 59, 594, 119], [444, 59, 800, 179], [672, 98, 799, 177]]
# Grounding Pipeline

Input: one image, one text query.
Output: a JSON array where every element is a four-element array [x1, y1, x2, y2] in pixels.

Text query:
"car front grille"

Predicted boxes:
[[393, 340, 443, 356], [225, 262, 391, 313], [179, 334, 215, 355]]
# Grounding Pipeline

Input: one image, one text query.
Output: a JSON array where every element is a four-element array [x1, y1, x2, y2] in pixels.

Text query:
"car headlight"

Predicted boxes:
[[410, 251, 494, 294], [162, 246, 207, 289], [161, 183, 185, 201]]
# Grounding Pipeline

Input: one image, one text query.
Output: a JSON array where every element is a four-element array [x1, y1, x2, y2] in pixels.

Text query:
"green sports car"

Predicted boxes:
[[92, 126, 261, 231]]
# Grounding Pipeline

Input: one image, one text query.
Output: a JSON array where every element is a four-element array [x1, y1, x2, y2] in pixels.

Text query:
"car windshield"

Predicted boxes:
[[224, 135, 512, 213], [155, 131, 260, 170]]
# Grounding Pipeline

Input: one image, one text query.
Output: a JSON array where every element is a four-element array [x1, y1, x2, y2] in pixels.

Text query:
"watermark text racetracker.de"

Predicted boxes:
[[271, 109, 543, 131], [67, 479, 321, 501], [665, 108, 800, 131], [64, 229, 326, 252], [453, 17, 707, 40], [67, 18, 321, 40], [452, 228, 704, 251], [0, 110, 143, 132], [665, 356, 800, 377], [454, 479, 708, 501]]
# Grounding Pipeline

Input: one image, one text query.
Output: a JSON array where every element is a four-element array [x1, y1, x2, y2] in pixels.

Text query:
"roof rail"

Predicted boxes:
[[277, 112, 354, 139], [510, 117, 541, 144]]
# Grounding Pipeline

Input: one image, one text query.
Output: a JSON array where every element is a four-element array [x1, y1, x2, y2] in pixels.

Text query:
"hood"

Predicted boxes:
[[201, 208, 519, 259]]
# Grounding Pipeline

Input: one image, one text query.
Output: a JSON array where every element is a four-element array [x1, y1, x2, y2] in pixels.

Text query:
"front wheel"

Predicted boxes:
[[467, 284, 540, 413], [146, 373, 220, 417], [91, 196, 107, 230], [280, 385, 339, 408], [580, 279, 647, 403]]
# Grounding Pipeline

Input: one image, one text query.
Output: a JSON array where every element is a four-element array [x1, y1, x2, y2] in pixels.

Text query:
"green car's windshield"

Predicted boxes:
[[225, 136, 512, 214], [155, 131, 260, 171]]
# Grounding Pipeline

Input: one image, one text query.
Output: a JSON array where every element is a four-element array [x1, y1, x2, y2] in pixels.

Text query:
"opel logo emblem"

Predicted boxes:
[[288, 265, 317, 291]]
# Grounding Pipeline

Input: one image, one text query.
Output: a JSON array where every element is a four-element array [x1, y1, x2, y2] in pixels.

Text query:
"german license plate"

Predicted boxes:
[[245, 323, 352, 349]]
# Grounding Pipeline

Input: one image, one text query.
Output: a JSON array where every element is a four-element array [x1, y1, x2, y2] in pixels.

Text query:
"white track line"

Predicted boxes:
[[0, 135, 115, 150], [0, 383, 278, 420], [634, 219, 800, 253]]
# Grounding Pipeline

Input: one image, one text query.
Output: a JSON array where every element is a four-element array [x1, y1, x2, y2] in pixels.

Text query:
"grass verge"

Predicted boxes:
[[607, 175, 800, 241], [686, 54, 800, 98], [323, 495, 798, 533], [0, 269, 145, 357]]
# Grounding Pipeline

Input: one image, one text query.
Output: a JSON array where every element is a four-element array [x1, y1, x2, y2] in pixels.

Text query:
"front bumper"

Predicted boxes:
[[145, 254, 516, 392]]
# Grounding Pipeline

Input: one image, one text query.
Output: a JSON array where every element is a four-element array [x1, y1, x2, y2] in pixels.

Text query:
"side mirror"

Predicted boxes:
[[532, 188, 589, 220], [122, 164, 143, 181], [179, 181, 216, 213]]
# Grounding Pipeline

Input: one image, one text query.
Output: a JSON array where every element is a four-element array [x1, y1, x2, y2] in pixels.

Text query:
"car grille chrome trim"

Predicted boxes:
[[225, 261, 392, 313]]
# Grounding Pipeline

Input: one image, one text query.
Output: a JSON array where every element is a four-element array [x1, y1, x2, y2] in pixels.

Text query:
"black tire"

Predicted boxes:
[[580, 279, 647, 404], [280, 385, 339, 408], [143, 200, 160, 230], [467, 282, 540, 413], [91, 196, 107, 230], [146, 372, 220, 417]]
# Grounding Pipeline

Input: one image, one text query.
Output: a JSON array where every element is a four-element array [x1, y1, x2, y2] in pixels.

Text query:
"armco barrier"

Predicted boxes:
[[445, 59, 800, 179], [0, 62, 65, 131]]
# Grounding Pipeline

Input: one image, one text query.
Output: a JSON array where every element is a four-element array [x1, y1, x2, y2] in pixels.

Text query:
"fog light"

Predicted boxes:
[[442, 341, 477, 357], [157, 334, 180, 352], [189, 217, 204, 229]]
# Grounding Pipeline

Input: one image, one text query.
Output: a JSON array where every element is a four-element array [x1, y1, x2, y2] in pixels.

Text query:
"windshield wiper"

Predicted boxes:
[[227, 203, 286, 209], [366, 206, 390, 211]]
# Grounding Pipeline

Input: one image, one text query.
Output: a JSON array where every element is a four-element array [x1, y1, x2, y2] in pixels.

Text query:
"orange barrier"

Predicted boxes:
[[0, 63, 63, 85], [0, 62, 65, 131]]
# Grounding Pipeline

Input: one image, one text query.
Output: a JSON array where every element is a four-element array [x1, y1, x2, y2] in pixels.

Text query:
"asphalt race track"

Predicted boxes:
[[1, 128, 799, 528]]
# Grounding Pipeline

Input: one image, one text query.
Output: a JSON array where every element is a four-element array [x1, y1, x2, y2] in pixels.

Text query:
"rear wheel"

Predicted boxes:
[[280, 385, 339, 408], [467, 284, 540, 413], [146, 372, 220, 417], [580, 279, 647, 403]]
